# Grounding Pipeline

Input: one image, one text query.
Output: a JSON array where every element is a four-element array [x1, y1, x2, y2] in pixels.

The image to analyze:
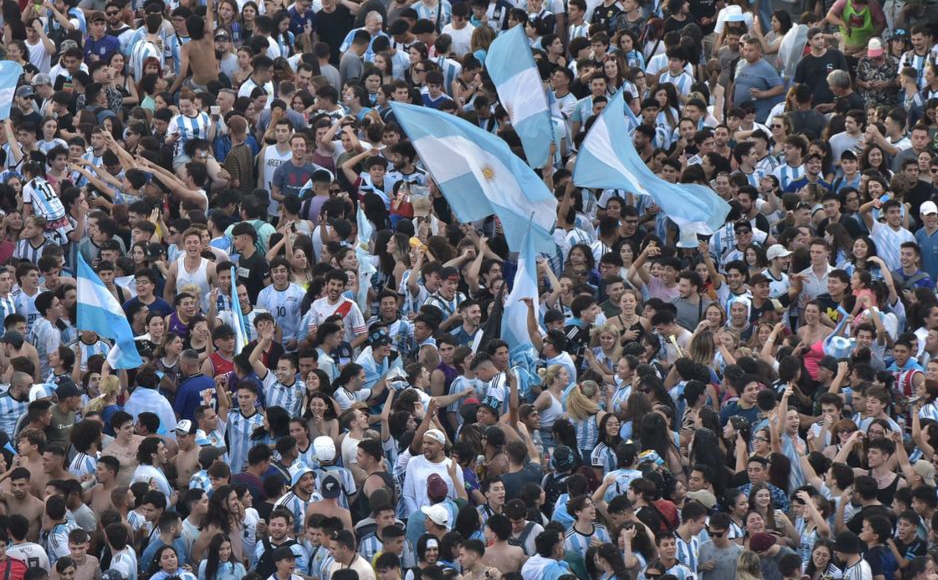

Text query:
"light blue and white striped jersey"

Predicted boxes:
[[899, 50, 932, 88], [434, 55, 462, 96], [68, 337, 112, 372], [226, 409, 265, 474], [664, 562, 695, 580], [42, 521, 77, 562], [0, 391, 28, 438], [68, 452, 97, 480], [129, 38, 164, 79], [398, 270, 429, 318], [563, 524, 610, 559], [675, 534, 701, 572], [165, 33, 189, 76], [257, 283, 305, 342], [23, 177, 65, 223], [315, 465, 357, 510], [27, 318, 61, 380], [358, 534, 382, 562], [920, 402, 938, 423], [590, 442, 616, 475], [261, 371, 306, 418], [189, 469, 212, 494], [569, 21, 588, 39], [0, 294, 15, 338], [772, 162, 805, 191], [414, 0, 453, 26], [573, 413, 600, 455], [167, 112, 211, 158], [658, 70, 694, 97], [273, 490, 322, 535]]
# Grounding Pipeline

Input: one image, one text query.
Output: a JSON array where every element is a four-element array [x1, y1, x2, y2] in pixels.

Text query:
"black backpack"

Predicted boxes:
[[255, 538, 299, 579]]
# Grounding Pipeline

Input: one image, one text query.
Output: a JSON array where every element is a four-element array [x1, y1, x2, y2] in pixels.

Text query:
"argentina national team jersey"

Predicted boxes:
[[168, 112, 211, 158], [257, 282, 305, 342], [261, 371, 306, 418], [68, 452, 97, 479], [563, 524, 610, 560], [23, 177, 66, 223], [273, 490, 321, 536], [0, 391, 28, 438], [226, 409, 265, 474]]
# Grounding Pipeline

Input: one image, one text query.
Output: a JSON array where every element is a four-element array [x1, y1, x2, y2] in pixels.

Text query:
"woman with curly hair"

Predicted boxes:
[[567, 381, 606, 461]]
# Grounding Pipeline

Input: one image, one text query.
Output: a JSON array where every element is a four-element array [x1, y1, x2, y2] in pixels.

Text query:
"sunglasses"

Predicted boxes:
[[106, 9, 119, 14], [753, 436, 768, 442], [708, 529, 726, 537]]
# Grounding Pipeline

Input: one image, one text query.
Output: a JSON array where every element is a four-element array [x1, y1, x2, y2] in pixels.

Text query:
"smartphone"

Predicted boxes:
[[879, 194, 891, 203]]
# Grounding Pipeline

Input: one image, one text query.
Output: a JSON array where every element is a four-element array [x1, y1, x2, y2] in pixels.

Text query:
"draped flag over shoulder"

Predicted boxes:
[[0, 62, 22, 120], [485, 25, 553, 168], [390, 102, 557, 254], [355, 207, 376, 316], [501, 225, 541, 400], [573, 88, 731, 234], [230, 266, 248, 355], [76, 254, 142, 369]]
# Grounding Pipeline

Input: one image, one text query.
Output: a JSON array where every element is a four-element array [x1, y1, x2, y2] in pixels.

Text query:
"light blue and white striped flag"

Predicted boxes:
[[355, 206, 376, 316], [76, 254, 142, 369], [230, 266, 248, 355], [573, 88, 731, 234], [0, 62, 23, 120], [390, 102, 557, 254], [501, 224, 541, 401], [485, 25, 553, 168]]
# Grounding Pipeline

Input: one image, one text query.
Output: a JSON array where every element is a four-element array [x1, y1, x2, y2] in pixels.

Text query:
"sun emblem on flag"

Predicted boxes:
[[481, 164, 496, 181]]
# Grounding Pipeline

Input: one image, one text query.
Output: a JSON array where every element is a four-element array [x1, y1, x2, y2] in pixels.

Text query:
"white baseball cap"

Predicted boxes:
[[421, 504, 450, 527], [766, 244, 792, 261], [921, 201, 938, 216], [313, 436, 336, 462]]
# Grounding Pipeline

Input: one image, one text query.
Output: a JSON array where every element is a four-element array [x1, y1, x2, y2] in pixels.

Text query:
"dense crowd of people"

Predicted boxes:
[[4, 0, 938, 579]]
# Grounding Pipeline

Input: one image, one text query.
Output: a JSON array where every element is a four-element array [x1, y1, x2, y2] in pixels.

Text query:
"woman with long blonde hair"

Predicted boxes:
[[585, 323, 622, 384], [567, 381, 606, 462], [533, 364, 567, 449], [85, 375, 123, 432]]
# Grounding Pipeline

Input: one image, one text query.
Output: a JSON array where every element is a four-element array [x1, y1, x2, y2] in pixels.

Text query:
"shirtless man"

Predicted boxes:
[[86, 455, 120, 515], [15, 429, 48, 498], [173, 421, 201, 489], [0, 468, 45, 541], [172, 3, 218, 92], [43, 445, 78, 484], [482, 514, 526, 574], [101, 411, 142, 487]]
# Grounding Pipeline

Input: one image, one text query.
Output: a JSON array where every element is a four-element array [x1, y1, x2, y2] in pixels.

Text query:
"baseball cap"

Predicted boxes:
[[818, 355, 839, 372], [424, 429, 446, 445], [504, 499, 527, 520], [214, 30, 230, 40], [749, 273, 768, 287], [421, 503, 450, 527], [321, 474, 341, 498], [833, 531, 861, 554], [101, 571, 125, 580], [198, 446, 226, 465], [60, 39, 79, 52], [272, 546, 297, 562], [766, 244, 792, 261], [1, 330, 23, 348], [15, 86, 33, 99], [313, 436, 336, 462], [174, 419, 196, 435], [922, 201, 938, 216], [867, 37, 883, 57], [749, 532, 777, 553], [55, 380, 81, 400], [427, 473, 449, 501], [914, 460, 936, 486], [31, 73, 51, 87]]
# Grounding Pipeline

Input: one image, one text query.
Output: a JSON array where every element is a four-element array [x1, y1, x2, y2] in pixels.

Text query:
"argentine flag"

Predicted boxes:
[[230, 266, 248, 355], [501, 227, 541, 401], [573, 88, 731, 234], [76, 254, 143, 369], [0, 62, 23, 120], [485, 26, 553, 169], [390, 102, 557, 254]]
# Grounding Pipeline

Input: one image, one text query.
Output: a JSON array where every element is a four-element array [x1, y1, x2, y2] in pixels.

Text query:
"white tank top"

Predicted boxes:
[[262, 144, 294, 216], [176, 256, 211, 298], [539, 391, 564, 430]]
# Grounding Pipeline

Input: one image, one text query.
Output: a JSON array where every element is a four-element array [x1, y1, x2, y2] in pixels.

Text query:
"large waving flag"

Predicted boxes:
[[0, 62, 23, 120], [76, 254, 142, 369], [573, 88, 731, 234], [355, 206, 376, 316], [485, 25, 553, 168], [390, 102, 557, 254], [501, 226, 541, 401], [230, 266, 248, 355]]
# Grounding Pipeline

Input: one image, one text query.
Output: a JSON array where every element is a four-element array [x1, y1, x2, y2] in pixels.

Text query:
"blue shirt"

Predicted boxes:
[[288, 6, 316, 37], [732, 59, 784, 123], [174, 373, 216, 422], [84, 35, 121, 64], [915, 226, 938, 281]]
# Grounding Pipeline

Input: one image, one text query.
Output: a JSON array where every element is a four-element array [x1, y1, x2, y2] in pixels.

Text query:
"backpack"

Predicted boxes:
[[255, 538, 299, 579], [507, 521, 539, 555], [541, 472, 570, 518]]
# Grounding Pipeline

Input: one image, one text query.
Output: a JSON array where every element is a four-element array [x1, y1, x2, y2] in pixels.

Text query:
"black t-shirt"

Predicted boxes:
[[687, 0, 716, 34], [237, 250, 270, 304], [502, 463, 543, 500], [316, 5, 354, 65], [793, 49, 848, 105]]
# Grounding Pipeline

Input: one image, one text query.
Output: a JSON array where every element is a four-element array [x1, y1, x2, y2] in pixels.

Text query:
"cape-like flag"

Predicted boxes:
[[355, 207, 376, 316], [0, 62, 23, 120], [76, 254, 142, 369], [390, 102, 557, 254], [500, 226, 541, 401], [485, 25, 553, 168], [573, 88, 731, 234], [230, 266, 248, 355]]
